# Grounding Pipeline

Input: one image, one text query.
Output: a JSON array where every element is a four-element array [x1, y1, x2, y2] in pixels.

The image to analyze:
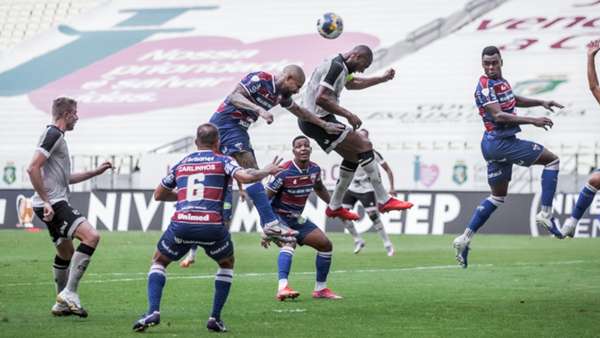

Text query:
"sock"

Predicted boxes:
[[211, 268, 234, 321], [572, 183, 598, 220], [541, 159, 560, 213], [463, 228, 474, 240], [315, 251, 332, 291], [278, 246, 294, 290], [147, 263, 166, 313], [358, 151, 389, 204], [65, 243, 95, 293], [244, 182, 278, 226], [343, 220, 362, 241], [466, 195, 504, 233], [371, 213, 391, 247], [329, 160, 358, 209], [187, 246, 198, 261], [53, 255, 70, 294]]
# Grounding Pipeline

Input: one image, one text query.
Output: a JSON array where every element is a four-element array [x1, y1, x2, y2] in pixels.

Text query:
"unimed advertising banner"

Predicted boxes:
[[2, 190, 600, 237]]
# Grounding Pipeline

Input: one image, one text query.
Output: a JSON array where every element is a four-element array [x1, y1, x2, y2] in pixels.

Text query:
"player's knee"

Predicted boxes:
[[218, 255, 235, 269], [320, 238, 333, 252], [589, 172, 600, 189], [87, 228, 100, 247], [367, 211, 379, 222], [545, 157, 560, 170], [357, 137, 373, 153]]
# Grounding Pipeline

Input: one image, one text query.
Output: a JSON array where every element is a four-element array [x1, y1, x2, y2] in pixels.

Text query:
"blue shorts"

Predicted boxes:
[[157, 222, 233, 262], [278, 215, 319, 245], [481, 136, 544, 185], [217, 127, 253, 156]]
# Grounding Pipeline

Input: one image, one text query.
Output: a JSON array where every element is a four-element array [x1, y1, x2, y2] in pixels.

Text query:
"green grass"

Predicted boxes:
[[0, 230, 599, 337]]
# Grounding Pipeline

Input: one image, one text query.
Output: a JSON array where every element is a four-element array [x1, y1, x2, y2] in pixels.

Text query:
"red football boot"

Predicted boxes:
[[312, 288, 343, 300], [325, 206, 359, 221], [276, 286, 300, 301], [378, 197, 413, 213]]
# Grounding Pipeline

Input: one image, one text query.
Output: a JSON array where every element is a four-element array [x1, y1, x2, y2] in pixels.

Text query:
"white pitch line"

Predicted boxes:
[[0, 260, 590, 288]]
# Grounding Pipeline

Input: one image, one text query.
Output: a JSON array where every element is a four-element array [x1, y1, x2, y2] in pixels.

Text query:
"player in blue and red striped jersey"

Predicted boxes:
[[209, 65, 344, 242], [132, 123, 284, 333], [264, 135, 342, 301], [453, 46, 565, 268]]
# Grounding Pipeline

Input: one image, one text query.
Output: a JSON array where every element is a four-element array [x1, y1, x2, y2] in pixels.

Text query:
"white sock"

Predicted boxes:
[[315, 281, 327, 292], [373, 219, 391, 246], [343, 220, 362, 241], [278, 279, 288, 291], [541, 205, 552, 214], [359, 157, 390, 204], [329, 163, 357, 210], [463, 228, 474, 241]]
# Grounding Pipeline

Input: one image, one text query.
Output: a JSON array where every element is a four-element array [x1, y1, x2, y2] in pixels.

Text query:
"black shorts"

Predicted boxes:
[[298, 115, 350, 153], [33, 200, 86, 246], [342, 190, 378, 212]]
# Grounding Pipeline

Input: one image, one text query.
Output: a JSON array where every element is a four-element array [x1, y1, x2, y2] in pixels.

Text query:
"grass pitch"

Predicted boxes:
[[0, 230, 599, 337]]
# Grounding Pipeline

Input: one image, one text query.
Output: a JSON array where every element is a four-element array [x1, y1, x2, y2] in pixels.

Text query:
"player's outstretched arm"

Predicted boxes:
[[228, 84, 274, 124], [154, 184, 177, 201], [313, 179, 331, 204], [587, 39, 600, 104], [69, 161, 113, 184], [514, 95, 564, 112], [234, 156, 284, 184], [284, 100, 345, 135], [345, 68, 395, 90], [316, 86, 362, 129], [486, 102, 554, 130]]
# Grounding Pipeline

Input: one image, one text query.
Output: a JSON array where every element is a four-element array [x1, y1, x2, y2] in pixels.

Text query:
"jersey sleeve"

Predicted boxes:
[[320, 59, 344, 91], [374, 150, 386, 165], [475, 78, 498, 106], [36, 127, 63, 158], [223, 156, 242, 178], [239, 71, 273, 96], [160, 163, 178, 190], [266, 171, 285, 193]]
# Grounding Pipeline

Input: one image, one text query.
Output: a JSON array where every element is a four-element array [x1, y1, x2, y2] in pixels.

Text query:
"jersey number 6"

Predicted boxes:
[[186, 173, 205, 201]]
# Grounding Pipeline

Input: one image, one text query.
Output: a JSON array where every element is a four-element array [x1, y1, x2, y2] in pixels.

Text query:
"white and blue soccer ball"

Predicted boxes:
[[317, 12, 343, 39]]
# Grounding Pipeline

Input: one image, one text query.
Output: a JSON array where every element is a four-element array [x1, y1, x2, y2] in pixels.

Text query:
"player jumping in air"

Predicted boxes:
[[132, 123, 284, 333], [264, 136, 342, 301], [27, 97, 113, 317], [341, 129, 397, 256], [561, 39, 600, 237], [209, 65, 344, 242], [299, 45, 412, 222], [453, 46, 565, 268]]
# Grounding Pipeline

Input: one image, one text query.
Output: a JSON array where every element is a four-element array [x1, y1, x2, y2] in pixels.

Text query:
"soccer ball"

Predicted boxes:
[[317, 12, 343, 39]]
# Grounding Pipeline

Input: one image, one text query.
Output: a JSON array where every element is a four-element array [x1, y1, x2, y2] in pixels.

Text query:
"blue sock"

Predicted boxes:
[[245, 182, 277, 226], [541, 160, 559, 211], [315, 251, 332, 283], [211, 268, 233, 320], [278, 247, 294, 280], [467, 196, 504, 232], [572, 184, 597, 220], [147, 264, 166, 313]]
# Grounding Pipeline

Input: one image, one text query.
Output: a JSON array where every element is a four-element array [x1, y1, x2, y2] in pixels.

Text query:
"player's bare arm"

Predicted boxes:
[[234, 156, 284, 183], [227, 84, 274, 124], [285, 100, 345, 135], [514, 95, 564, 112], [27, 151, 53, 221], [315, 86, 362, 129], [69, 161, 113, 184], [486, 102, 553, 130], [345, 68, 395, 90], [313, 179, 331, 204], [153, 184, 178, 201], [587, 39, 600, 104], [380, 161, 396, 195]]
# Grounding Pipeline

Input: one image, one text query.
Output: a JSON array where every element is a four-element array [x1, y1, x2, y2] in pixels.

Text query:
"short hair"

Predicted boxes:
[[196, 123, 219, 146], [283, 64, 305, 83], [52, 97, 77, 120], [482, 46, 501, 58], [352, 45, 373, 61], [292, 135, 309, 147]]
